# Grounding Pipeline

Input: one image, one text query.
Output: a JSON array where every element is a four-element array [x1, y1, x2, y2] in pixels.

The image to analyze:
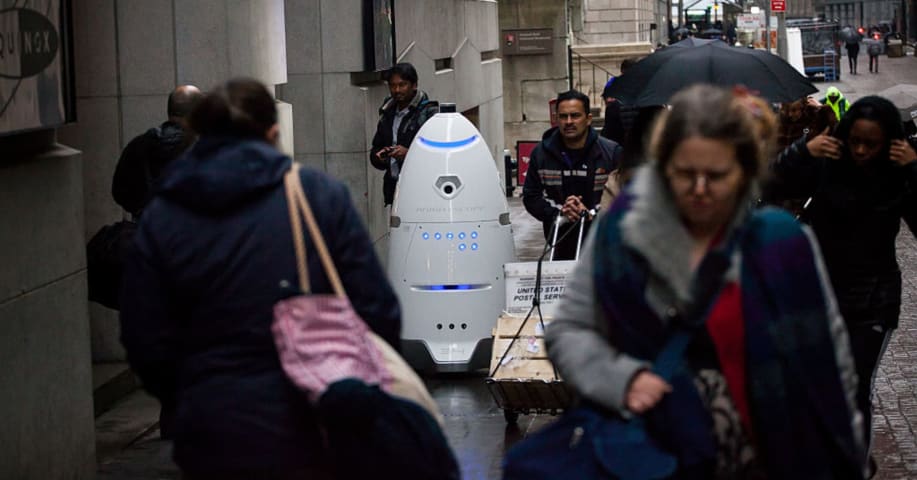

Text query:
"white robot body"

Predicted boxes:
[[388, 110, 516, 372]]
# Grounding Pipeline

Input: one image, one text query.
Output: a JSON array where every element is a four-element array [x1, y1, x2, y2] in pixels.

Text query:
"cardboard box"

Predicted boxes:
[[490, 314, 557, 380], [487, 315, 573, 413], [503, 260, 576, 318]]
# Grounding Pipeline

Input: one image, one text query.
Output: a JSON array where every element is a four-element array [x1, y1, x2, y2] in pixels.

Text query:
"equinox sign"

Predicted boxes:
[[0, 7, 60, 79]]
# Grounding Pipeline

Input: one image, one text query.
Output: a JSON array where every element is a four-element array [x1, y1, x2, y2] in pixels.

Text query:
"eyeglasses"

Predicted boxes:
[[667, 166, 737, 192]]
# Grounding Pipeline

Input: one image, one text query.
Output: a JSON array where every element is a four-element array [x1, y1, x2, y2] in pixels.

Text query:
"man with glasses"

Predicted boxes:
[[523, 90, 622, 260]]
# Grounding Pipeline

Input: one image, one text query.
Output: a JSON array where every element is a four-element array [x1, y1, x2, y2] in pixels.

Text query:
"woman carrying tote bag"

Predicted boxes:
[[119, 78, 454, 479]]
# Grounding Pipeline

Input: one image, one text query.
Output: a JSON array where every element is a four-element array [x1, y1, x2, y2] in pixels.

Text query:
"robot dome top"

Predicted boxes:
[[418, 135, 478, 149], [411, 111, 482, 150]]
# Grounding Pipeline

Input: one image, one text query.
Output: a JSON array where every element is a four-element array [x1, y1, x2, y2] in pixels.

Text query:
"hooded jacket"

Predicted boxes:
[[772, 122, 917, 327], [820, 87, 851, 122], [523, 127, 621, 227], [119, 136, 401, 473], [370, 90, 439, 205], [112, 120, 191, 216]]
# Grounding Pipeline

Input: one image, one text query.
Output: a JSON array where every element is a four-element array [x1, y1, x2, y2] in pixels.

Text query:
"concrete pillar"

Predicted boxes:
[[0, 131, 95, 480], [58, 0, 125, 363]]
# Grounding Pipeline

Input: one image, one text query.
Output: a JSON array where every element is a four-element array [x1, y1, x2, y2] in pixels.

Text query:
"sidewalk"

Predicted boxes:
[[813, 49, 917, 103], [872, 231, 917, 479]]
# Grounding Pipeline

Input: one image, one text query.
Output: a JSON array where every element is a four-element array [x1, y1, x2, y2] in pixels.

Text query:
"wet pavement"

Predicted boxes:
[[96, 54, 917, 480]]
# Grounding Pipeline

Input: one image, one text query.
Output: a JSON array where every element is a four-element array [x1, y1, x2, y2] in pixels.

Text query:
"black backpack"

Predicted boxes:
[[318, 379, 461, 480], [89, 129, 169, 310], [86, 220, 138, 310]]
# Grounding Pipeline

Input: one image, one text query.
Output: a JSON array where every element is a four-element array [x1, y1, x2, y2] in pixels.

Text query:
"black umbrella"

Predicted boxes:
[[669, 37, 717, 48], [699, 28, 724, 39], [670, 26, 693, 41], [840, 26, 857, 43], [604, 41, 817, 106]]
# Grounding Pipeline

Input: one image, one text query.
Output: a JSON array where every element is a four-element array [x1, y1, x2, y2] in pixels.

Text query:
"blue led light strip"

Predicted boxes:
[[418, 135, 478, 149], [412, 284, 490, 291]]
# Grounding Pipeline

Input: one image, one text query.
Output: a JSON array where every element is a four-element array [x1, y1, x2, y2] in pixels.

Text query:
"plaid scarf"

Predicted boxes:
[[594, 189, 864, 479]]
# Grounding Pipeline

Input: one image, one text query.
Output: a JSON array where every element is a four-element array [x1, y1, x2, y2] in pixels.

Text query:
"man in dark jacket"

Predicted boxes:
[[600, 58, 639, 144], [370, 63, 439, 206], [524, 90, 622, 260], [108, 85, 201, 439], [112, 85, 202, 217], [845, 28, 862, 74]]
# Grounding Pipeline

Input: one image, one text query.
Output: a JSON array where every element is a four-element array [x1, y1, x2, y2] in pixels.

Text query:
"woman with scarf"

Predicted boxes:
[[772, 95, 917, 477], [546, 85, 865, 479]]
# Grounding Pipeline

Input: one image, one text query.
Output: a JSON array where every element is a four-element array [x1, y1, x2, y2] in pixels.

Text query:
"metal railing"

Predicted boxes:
[[568, 46, 615, 109]]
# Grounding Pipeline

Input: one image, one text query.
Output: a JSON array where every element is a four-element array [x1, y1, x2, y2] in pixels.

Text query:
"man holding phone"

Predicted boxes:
[[370, 63, 439, 206]]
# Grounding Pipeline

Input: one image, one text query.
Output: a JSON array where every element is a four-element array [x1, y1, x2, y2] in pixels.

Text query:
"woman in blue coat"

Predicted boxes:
[[119, 78, 401, 478]]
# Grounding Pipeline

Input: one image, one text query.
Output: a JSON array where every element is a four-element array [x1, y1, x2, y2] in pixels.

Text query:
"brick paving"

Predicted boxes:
[[872, 231, 917, 480]]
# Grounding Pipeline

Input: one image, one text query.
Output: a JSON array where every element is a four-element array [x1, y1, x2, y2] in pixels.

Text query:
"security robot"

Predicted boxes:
[[388, 104, 516, 372]]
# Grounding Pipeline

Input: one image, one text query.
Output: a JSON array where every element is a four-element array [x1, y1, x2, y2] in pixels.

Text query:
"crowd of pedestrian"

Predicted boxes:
[[93, 48, 917, 478], [519, 56, 916, 478]]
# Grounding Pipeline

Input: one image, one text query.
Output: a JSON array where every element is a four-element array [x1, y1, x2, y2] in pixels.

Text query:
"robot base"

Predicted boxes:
[[401, 338, 493, 373]]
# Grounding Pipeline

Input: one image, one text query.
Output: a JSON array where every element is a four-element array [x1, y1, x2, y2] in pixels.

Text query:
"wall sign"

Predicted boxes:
[[502, 28, 553, 56], [0, 0, 75, 137]]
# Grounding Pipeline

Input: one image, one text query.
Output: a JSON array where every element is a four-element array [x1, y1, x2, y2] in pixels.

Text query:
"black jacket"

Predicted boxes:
[[523, 127, 621, 258], [119, 136, 401, 473], [772, 136, 917, 327], [112, 121, 190, 216], [369, 90, 438, 205], [600, 100, 640, 144]]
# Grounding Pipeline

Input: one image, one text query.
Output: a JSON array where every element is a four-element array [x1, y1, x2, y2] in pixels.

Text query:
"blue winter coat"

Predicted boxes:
[[119, 136, 401, 473]]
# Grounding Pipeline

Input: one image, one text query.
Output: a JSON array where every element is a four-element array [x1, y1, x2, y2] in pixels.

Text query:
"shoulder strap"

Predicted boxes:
[[283, 164, 347, 297]]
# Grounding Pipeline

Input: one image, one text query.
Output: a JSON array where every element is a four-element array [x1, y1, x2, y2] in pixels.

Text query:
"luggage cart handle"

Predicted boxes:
[[548, 208, 594, 261]]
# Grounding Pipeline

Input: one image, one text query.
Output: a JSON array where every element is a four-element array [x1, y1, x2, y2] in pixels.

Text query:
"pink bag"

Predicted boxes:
[[271, 164, 392, 403]]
